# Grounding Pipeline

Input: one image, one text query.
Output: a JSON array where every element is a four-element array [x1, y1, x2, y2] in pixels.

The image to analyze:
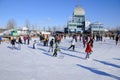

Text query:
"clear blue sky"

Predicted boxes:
[[0, 0, 120, 29]]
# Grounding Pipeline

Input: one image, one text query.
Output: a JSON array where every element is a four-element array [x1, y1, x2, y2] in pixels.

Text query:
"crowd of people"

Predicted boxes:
[[0, 32, 120, 59]]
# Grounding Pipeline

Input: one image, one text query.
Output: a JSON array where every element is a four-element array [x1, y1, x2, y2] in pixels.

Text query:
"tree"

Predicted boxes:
[[25, 20, 30, 30], [48, 26, 51, 32], [116, 26, 120, 31], [53, 26, 56, 32], [6, 19, 16, 29]]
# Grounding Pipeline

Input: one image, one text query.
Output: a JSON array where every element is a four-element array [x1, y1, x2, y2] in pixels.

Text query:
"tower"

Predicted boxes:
[[67, 2, 85, 33]]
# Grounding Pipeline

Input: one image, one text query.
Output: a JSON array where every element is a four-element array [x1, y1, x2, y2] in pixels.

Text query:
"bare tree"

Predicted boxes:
[[31, 24, 34, 30], [25, 20, 30, 30], [6, 19, 16, 29], [53, 26, 56, 32], [116, 26, 120, 31], [48, 26, 51, 32]]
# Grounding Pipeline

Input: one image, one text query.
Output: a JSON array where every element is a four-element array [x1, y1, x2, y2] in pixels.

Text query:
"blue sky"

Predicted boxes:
[[0, 0, 120, 29]]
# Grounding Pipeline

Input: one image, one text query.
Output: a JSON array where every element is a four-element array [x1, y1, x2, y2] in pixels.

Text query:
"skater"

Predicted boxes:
[[17, 36, 22, 50], [53, 44, 60, 57], [0, 36, 2, 44], [82, 36, 86, 48], [27, 35, 31, 45], [23, 35, 27, 44], [43, 37, 48, 46], [79, 34, 82, 41], [68, 38, 76, 51], [73, 34, 77, 42], [48, 38, 54, 52], [115, 34, 119, 45], [33, 40, 37, 49], [54, 35, 58, 44], [46, 34, 49, 46], [11, 37, 16, 49], [85, 41, 92, 59], [18, 36, 22, 44], [89, 35, 94, 47]]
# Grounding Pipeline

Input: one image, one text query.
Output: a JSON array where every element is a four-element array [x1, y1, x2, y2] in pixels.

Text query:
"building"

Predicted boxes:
[[67, 5, 85, 33], [88, 22, 108, 34]]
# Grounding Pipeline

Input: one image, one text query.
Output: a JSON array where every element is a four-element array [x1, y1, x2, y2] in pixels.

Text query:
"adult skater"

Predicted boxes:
[[85, 41, 92, 59], [89, 35, 94, 47], [82, 36, 86, 48], [0, 36, 2, 44], [27, 35, 31, 45], [17, 36, 22, 50], [23, 35, 27, 44], [11, 37, 16, 49], [48, 38, 54, 52], [18, 36, 22, 44], [115, 34, 119, 45], [68, 38, 76, 51]]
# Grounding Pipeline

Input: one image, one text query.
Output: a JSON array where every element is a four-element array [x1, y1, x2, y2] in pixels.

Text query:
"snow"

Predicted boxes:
[[0, 37, 120, 80]]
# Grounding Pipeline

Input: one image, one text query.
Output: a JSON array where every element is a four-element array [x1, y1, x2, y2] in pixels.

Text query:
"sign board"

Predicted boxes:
[[11, 30, 18, 36]]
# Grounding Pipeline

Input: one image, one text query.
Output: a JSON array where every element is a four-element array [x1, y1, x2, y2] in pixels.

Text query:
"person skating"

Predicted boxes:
[[11, 37, 16, 49], [23, 35, 27, 44], [48, 39, 54, 52], [17, 36, 22, 50], [82, 36, 86, 48], [0, 36, 2, 44], [18, 36, 22, 44], [115, 34, 119, 45], [68, 38, 76, 51], [43, 37, 48, 46], [27, 35, 31, 45], [85, 41, 92, 59], [33, 40, 37, 49], [53, 44, 60, 57], [89, 35, 94, 47]]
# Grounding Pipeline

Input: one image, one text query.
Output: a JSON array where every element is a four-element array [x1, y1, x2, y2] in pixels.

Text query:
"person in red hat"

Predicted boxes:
[[85, 40, 92, 59]]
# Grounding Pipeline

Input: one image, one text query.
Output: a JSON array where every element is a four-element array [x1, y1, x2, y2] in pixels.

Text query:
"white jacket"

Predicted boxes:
[[71, 39, 76, 45]]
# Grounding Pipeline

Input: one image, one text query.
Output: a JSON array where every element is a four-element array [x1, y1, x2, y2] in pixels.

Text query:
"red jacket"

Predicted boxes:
[[85, 42, 92, 54]]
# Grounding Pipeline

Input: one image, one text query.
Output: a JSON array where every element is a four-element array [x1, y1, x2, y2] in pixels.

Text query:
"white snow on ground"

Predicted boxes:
[[0, 37, 120, 80]]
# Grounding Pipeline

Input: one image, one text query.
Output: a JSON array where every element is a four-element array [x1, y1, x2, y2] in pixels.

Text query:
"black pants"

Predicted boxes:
[[68, 45, 75, 51], [116, 41, 118, 45], [53, 52, 57, 57]]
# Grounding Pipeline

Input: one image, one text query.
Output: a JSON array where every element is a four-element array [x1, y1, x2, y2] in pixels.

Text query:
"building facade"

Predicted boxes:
[[88, 22, 107, 34], [67, 5, 85, 33]]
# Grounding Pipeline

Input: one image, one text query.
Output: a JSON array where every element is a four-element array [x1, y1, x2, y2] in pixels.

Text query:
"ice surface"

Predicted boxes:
[[0, 37, 120, 80]]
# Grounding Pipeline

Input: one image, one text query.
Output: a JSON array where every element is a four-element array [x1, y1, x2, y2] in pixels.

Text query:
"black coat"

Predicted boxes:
[[11, 39, 16, 45], [50, 39, 54, 47], [18, 37, 22, 44]]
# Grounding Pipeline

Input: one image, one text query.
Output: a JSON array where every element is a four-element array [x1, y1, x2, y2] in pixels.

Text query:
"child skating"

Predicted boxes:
[[33, 40, 37, 49], [53, 44, 60, 57]]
